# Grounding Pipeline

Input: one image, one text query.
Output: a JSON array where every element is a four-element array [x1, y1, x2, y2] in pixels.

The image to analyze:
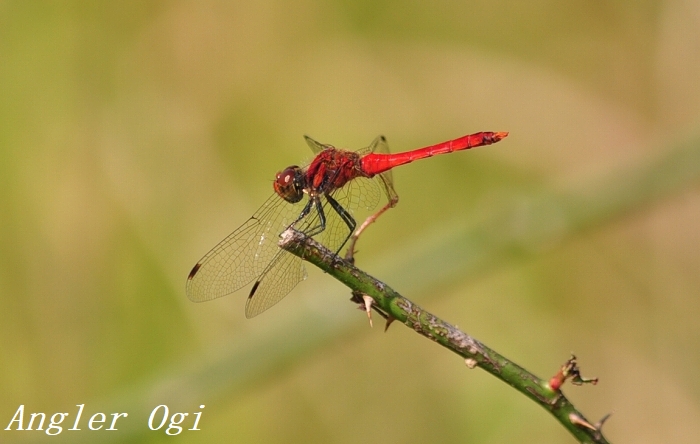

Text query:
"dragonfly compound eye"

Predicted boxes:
[[274, 166, 304, 203]]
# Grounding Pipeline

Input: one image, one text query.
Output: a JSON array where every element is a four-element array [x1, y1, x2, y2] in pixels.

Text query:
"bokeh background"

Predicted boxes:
[[2, 1, 700, 443]]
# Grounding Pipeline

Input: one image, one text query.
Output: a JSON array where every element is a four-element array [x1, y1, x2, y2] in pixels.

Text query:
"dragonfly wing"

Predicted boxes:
[[338, 174, 384, 212], [304, 135, 334, 154], [365, 135, 398, 205], [244, 249, 307, 318], [243, 190, 351, 316], [186, 193, 304, 303]]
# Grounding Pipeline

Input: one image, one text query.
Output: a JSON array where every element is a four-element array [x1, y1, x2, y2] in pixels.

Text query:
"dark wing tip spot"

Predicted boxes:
[[248, 281, 261, 299], [188, 263, 202, 280]]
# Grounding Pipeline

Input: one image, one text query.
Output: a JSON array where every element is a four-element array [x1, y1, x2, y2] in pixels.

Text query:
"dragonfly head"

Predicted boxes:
[[274, 166, 305, 203]]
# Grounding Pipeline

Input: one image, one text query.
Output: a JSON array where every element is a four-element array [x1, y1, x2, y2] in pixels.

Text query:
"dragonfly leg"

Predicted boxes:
[[285, 196, 325, 238], [296, 196, 327, 238], [345, 194, 399, 262], [289, 197, 314, 226], [325, 193, 356, 254]]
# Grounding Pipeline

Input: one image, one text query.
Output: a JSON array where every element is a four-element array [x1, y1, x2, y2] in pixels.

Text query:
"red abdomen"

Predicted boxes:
[[360, 131, 508, 176]]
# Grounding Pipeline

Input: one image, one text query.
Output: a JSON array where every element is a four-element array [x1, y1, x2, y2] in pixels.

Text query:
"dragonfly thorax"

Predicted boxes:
[[274, 165, 306, 203]]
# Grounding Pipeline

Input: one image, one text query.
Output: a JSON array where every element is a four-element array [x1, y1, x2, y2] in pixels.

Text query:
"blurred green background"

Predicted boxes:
[[2, 1, 700, 443]]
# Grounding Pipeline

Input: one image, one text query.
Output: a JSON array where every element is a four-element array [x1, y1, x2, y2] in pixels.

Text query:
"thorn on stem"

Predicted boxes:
[[362, 295, 373, 328], [384, 315, 395, 332], [569, 413, 597, 431], [595, 412, 613, 430]]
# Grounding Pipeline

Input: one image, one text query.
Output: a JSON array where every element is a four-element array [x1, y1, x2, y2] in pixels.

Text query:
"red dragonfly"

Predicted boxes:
[[187, 131, 508, 317]]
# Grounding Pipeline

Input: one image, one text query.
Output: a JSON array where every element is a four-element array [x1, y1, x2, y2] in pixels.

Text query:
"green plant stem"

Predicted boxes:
[[280, 228, 611, 444]]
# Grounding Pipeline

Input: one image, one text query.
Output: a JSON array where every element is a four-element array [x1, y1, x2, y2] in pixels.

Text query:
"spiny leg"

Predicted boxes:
[[289, 198, 315, 229], [345, 194, 398, 262], [298, 196, 328, 238], [325, 193, 356, 255]]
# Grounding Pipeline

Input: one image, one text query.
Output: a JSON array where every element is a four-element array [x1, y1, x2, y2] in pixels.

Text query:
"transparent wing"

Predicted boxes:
[[304, 135, 333, 154], [242, 191, 354, 317], [186, 193, 307, 303], [244, 247, 306, 318], [362, 135, 398, 205]]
